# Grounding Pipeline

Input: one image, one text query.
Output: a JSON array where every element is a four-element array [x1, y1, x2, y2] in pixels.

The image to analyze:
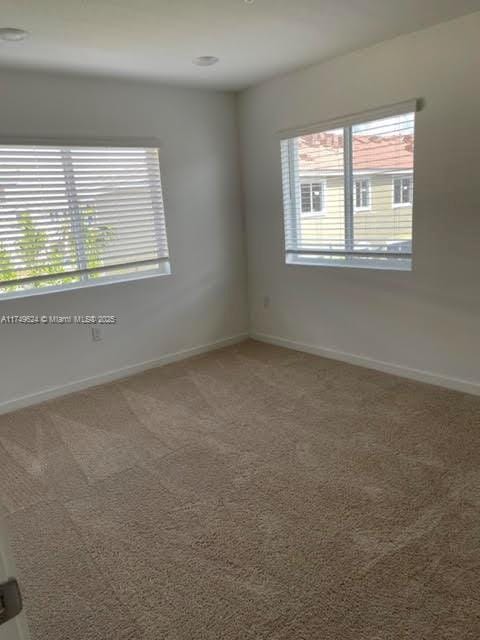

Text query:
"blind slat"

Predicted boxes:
[[1, 258, 168, 287], [0, 246, 169, 275], [0, 236, 167, 261]]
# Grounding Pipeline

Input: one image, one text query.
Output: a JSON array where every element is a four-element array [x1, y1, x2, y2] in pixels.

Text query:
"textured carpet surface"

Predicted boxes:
[[1, 339, 480, 639]]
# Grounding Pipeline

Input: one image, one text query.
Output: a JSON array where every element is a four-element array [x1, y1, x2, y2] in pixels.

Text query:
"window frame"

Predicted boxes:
[[393, 174, 413, 208], [0, 135, 171, 300], [279, 100, 418, 272], [300, 179, 326, 217], [354, 177, 372, 212]]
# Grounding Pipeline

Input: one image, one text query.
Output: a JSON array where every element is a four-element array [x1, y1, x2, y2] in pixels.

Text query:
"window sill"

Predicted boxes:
[[0, 262, 172, 302], [286, 253, 412, 272], [300, 212, 327, 219]]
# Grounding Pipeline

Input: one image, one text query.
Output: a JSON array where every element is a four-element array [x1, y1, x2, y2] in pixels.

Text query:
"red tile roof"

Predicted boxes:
[[299, 132, 414, 172]]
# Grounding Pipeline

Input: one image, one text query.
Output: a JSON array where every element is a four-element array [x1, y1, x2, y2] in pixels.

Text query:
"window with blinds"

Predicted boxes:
[[281, 101, 417, 270], [0, 143, 170, 296]]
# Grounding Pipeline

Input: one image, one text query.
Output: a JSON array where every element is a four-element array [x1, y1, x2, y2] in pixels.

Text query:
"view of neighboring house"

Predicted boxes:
[[295, 124, 414, 252]]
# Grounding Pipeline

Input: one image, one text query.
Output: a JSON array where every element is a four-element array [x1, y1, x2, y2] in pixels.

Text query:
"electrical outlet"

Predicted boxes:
[[263, 295, 270, 309], [91, 326, 103, 342]]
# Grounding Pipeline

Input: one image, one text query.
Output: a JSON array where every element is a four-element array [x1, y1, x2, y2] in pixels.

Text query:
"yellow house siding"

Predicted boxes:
[[298, 174, 412, 248]]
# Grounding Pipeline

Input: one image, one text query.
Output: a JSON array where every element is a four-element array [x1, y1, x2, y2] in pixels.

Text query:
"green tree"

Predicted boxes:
[[0, 207, 114, 293], [81, 207, 113, 276], [0, 244, 16, 285]]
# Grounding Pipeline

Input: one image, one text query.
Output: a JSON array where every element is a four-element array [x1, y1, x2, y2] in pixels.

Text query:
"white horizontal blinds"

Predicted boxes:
[[281, 103, 416, 265], [281, 138, 300, 249], [352, 113, 414, 255], [282, 128, 346, 253], [0, 145, 169, 291]]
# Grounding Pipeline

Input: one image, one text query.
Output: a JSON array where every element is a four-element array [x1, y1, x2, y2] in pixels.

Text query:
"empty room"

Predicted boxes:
[[0, 1, 479, 638]]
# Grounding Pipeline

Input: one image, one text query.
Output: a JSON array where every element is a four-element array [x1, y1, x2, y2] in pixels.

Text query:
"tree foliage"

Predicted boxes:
[[0, 207, 113, 293]]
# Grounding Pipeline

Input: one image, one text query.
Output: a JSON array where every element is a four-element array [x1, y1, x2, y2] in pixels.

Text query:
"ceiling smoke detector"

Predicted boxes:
[[0, 28, 29, 42], [193, 56, 219, 67]]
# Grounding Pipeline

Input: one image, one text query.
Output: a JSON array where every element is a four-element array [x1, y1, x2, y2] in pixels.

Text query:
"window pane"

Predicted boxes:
[[394, 178, 402, 204], [352, 113, 415, 254], [301, 184, 311, 213], [355, 180, 361, 209], [362, 181, 370, 207], [311, 183, 323, 212], [281, 129, 345, 254], [402, 178, 411, 203]]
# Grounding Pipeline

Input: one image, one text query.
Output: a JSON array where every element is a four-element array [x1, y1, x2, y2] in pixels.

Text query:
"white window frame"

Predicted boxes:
[[0, 135, 171, 300], [393, 174, 413, 208], [354, 177, 372, 212], [300, 180, 326, 217], [279, 99, 418, 271]]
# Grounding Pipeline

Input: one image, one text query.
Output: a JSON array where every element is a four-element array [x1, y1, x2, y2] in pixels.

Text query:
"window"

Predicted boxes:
[[280, 101, 417, 270], [301, 182, 325, 214], [0, 143, 170, 297], [393, 176, 413, 206], [354, 178, 371, 210]]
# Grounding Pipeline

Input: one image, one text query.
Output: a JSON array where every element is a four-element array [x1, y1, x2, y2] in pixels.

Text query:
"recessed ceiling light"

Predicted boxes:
[[0, 27, 29, 42], [193, 56, 219, 67], [244, 0, 255, 4]]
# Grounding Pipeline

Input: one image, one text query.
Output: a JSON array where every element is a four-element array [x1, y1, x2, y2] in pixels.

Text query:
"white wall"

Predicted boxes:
[[238, 12, 480, 392], [0, 69, 248, 408]]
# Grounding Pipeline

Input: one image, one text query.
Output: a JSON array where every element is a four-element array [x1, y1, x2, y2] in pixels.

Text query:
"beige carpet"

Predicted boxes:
[[1, 340, 480, 639]]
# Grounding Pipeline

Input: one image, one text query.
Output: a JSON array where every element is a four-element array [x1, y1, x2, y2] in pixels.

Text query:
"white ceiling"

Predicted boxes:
[[0, 0, 478, 90]]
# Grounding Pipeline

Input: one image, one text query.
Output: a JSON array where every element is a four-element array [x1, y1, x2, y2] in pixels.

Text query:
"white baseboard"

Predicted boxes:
[[3, 330, 478, 414], [251, 332, 480, 397], [0, 333, 249, 415]]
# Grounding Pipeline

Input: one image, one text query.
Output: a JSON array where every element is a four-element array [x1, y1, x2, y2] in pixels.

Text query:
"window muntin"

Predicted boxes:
[[301, 182, 325, 215], [0, 144, 170, 297], [393, 176, 413, 206], [281, 109, 415, 270]]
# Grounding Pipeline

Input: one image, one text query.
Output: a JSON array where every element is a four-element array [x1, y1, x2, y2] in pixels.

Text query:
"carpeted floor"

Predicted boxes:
[[1, 339, 480, 639]]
